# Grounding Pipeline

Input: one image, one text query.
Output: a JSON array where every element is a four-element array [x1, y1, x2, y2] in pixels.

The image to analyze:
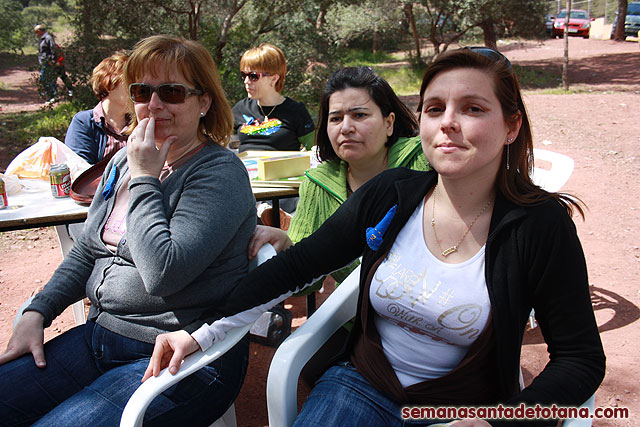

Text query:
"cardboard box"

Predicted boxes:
[[237, 150, 303, 159], [257, 154, 310, 181]]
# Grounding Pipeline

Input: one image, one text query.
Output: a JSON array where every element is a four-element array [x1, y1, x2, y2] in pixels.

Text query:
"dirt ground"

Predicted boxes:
[[1, 37, 639, 426]]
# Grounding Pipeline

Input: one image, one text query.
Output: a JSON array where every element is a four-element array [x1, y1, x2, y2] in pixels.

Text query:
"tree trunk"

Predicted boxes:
[[479, 20, 498, 50], [188, 0, 199, 40], [403, 2, 421, 59], [215, 0, 248, 65], [613, 0, 628, 40], [372, 29, 382, 54], [563, 0, 571, 90]]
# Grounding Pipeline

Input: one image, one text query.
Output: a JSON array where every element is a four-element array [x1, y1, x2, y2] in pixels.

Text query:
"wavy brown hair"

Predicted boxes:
[[91, 52, 129, 100], [124, 35, 233, 146], [418, 48, 584, 218]]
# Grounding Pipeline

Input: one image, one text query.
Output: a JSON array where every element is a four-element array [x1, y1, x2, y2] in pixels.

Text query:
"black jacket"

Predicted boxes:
[[223, 168, 605, 422]]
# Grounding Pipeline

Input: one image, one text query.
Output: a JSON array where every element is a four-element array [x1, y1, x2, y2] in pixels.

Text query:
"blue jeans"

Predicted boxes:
[[39, 64, 57, 99], [0, 321, 249, 427], [295, 362, 450, 427], [39, 64, 72, 99]]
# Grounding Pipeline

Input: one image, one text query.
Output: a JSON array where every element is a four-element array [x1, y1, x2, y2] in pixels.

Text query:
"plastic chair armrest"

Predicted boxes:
[[266, 265, 360, 427], [120, 243, 276, 427], [120, 323, 252, 427]]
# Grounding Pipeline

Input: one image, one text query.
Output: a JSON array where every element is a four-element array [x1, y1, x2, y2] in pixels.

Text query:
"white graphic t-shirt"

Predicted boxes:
[[369, 198, 491, 387]]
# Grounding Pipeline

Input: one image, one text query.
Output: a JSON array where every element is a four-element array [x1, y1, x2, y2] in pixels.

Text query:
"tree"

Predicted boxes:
[[0, 0, 25, 53], [472, 0, 546, 50], [407, 0, 545, 60], [325, 0, 403, 52], [562, 0, 571, 91], [403, 2, 422, 59], [613, 0, 628, 40]]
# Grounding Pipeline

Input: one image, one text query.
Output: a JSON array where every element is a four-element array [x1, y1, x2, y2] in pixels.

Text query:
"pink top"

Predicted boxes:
[[101, 143, 206, 251]]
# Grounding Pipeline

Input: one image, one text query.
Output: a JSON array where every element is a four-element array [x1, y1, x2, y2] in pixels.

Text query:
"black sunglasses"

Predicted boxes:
[[240, 71, 271, 82], [465, 47, 513, 72], [129, 83, 203, 104]]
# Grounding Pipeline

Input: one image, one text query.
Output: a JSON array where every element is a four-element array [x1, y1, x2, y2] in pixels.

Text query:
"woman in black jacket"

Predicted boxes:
[[146, 48, 605, 427]]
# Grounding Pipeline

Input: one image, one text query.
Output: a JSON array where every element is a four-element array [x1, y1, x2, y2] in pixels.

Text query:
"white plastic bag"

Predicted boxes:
[[0, 173, 22, 195], [5, 137, 91, 181]]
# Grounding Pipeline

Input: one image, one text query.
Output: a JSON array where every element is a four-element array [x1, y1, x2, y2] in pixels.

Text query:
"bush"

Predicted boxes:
[[0, 102, 81, 170]]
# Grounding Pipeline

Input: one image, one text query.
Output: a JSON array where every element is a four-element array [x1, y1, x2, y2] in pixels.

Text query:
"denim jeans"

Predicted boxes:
[[0, 321, 249, 427], [295, 362, 450, 427], [40, 64, 57, 99]]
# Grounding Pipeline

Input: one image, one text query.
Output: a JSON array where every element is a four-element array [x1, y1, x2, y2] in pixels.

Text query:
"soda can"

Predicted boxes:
[[50, 164, 71, 198], [0, 175, 7, 209]]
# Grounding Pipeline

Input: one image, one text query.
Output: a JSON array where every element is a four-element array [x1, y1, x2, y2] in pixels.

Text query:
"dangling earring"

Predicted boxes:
[[506, 138, 514, 170]]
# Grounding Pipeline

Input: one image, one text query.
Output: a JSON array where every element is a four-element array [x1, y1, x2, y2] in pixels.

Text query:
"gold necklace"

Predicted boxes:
[[258, 103, 277, 121], [431, 184, 494, 257]]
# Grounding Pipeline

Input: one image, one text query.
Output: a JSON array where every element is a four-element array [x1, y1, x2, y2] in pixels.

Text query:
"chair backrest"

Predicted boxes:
[[531, 148, 575, 192], [266, 265, 360, 427], [250, 243, 277, 271]]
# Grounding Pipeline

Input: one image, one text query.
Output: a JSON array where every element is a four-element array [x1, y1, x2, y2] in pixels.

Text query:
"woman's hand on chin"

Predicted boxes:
[[142, 330, 200, 382], [127, 118, 177, 179]]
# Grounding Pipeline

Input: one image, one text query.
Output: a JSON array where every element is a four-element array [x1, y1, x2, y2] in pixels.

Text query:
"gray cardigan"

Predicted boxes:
[[28, 144, 256, 343]]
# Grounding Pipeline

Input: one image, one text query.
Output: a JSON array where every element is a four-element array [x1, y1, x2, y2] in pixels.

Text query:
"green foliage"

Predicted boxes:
[[374, 64, 426, 96], [324, 0, 405, 48], [342, 48, 394, 66], [514, 64, 561, 90], [0, 0, 25, 53], [0, 102, 81, 163], [497, 0, 547, 40]]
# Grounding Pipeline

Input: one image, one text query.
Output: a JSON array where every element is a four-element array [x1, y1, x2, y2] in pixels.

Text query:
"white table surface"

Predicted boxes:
[[0, 179, 89, 231], [1, 179, 298, 232]]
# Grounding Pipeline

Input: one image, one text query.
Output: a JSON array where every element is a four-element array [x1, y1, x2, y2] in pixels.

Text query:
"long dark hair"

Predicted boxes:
[[418, 48, 584, 218], [316, 66, 419, 163]]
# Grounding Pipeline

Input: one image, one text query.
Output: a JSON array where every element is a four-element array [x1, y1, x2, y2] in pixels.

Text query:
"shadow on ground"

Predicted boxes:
[[523, 286, 640, 346], [517, 52, 640, 89]]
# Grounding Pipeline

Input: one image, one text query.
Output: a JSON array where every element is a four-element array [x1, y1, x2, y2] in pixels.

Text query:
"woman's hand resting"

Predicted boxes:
[[127, 117, 177, 179], [0, 311, 46, 368], [142, 330, 200, 382], [248, 225, 292, 259]]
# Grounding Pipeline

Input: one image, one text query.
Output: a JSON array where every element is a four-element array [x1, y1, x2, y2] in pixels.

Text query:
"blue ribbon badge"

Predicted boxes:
[[102, 164, 118, 201], [365, 204, 397, 251]]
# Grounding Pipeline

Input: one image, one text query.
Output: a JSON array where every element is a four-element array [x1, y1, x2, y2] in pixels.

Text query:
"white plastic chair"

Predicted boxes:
[[528, 149, 575, 329], [120, 242, 277, 427], [531, 148, 575, 192], [53, 224, 87, 325], [266, 264, 595, 427], [266, 265, 360, 427]]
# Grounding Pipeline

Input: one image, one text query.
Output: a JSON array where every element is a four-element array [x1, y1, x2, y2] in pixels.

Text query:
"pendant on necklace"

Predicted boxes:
[[442, 246, 458, 257]]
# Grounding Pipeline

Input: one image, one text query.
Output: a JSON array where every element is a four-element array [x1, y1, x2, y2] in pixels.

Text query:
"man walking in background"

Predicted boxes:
[[34, 24, 73, 106]]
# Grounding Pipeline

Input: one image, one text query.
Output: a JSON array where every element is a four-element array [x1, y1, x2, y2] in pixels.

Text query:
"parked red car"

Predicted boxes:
[[552, 9, 593, 38]]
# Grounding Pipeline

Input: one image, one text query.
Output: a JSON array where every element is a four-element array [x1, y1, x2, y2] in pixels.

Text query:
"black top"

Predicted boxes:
[[216, 168, 605, 424], [232, 97, 314, 152]]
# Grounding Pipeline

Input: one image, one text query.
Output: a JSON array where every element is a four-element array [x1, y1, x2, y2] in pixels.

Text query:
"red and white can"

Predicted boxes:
[[0, 175, 7, 209], [50, 164, 71, 198]]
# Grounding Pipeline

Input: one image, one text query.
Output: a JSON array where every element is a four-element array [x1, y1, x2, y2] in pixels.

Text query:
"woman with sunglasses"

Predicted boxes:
[[233, 43, 315, 153], [147, 48, 604, 426], [65, 52, 130, 165], [0, 35, 256, 426]]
